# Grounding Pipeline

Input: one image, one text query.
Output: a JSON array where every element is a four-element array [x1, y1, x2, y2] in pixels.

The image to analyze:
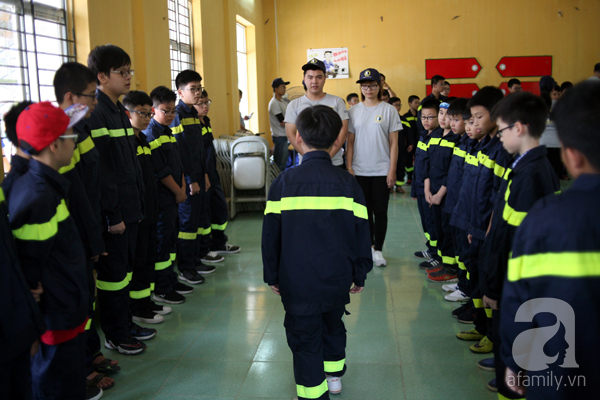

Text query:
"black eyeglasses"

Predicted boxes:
[[156, 109, 177, 116], [183, 87, 203, 94], [497, 124, 516, 137], [129, 110, 155, 119], [421, 116, 438, 121], [75, 93, 97, 99], [360, 84, 379, 90], [197, 100, 212, 107], [111, 69, 134, 78]]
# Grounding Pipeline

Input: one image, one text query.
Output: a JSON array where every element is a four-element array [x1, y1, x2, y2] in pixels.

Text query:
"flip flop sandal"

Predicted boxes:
[[92, 354, 121, 373], [86, 373, 115, 390]]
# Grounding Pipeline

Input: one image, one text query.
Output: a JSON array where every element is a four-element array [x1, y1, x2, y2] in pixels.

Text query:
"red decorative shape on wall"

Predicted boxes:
[[496, 56, 552, 77], [426, 58, 482, 79]]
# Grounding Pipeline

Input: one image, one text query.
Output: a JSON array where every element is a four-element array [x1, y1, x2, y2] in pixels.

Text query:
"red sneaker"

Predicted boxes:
[[427, 267, 458, 282]]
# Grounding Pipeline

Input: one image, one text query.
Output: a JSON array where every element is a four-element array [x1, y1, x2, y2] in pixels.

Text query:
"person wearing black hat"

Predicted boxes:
[[269, 77, 290, 171], [346, 68, 401, 267], [284, 58, 349, 168]]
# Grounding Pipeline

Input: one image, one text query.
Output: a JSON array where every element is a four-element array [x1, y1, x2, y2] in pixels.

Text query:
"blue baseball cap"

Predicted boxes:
[[271, 78, 290, 88], [356, 68, 381, 83], [302, 58, 326, 74]]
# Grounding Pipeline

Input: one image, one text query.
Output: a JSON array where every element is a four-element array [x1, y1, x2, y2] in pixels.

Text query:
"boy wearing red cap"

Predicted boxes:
[[7, 102, 91, 399]]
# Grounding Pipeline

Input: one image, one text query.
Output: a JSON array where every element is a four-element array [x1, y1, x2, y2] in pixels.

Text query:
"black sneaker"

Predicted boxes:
[[152, 291, 185, 304], [174, 281, 194, 295], [196, 263, 216, 275], [85, 387, 103, 400], [212, 243, 241, 254], [419, 259, 440, 270], [201, 251, 225, 263], [457, 307, 476, 324], [179, 270, 205, 284], [414, 249, 432, 259], [105, 336, 147, 355], [129, 322, 157, 341], [131, 307, 164, 324], [147, 300, 172, 315]]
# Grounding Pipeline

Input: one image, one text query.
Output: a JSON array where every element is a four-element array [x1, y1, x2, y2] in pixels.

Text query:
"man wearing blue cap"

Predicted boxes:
[[284, 59, 349, 168], [269, 78, 290, 171]]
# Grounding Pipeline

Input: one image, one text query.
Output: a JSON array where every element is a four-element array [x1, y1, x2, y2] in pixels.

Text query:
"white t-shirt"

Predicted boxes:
[[284, 93, 349, 166], [268, 96, 288, 138], [348, 102, 403, 176], [539, 119, 561, 148]]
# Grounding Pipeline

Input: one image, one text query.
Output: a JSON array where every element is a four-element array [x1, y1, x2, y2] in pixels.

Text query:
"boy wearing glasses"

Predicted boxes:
[[8, 102, 89, 399], [87, 44, 147, 355], [417, 75, 446, 132], [171, 70, 215, 287], [144, 86, 189, 306]]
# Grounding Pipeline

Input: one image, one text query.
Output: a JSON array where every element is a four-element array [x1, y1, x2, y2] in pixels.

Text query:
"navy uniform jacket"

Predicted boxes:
[[135, 133, 157, 225], [262, 151, 372, 316], [143, 118, 184, 208], [469, 134, 510, 240], [399, 116, 413, 148], [450, 135, 490, 231], [1, 154, 29, 201], [0, 187, 45, 362], [8, 160, 88, 331], [423, 131, 460, 194], [88, 89, 145, 226], [171, 100, 207, 187], [500, 174, 600, 399], [411, 127, 443, 197], [402, 110, 420, 148], [200, 116, 218, 178], [443, 134, 472, 214]]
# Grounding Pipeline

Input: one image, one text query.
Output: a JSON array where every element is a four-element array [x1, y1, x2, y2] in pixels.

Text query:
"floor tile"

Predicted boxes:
[[202, 309, 271, 333], [253, 332, 292, 362], [346, 334, 401, 364], [237, 361, 296, 398], [183, 331, 262, 361], [218, 290, 280, 310], [343, 311, 396, 335]]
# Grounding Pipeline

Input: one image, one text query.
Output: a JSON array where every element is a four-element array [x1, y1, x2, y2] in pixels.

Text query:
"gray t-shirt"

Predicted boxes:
[[268, 96, 288, 137], [284, 93, 349, 166], [348, 102, 403, 176]]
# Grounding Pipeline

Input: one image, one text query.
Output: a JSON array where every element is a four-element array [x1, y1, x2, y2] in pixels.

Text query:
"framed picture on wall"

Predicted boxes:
[[307, 48, 349, 79]]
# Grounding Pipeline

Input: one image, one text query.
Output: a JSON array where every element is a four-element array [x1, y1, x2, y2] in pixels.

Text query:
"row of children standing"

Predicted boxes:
[[1, 44, 239, 400]]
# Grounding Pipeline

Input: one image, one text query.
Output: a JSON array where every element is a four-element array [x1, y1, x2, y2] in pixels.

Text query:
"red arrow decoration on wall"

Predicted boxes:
[[426, 58, 482, 79], [499, 82, 541, 96], [426, 83, 480, 98], [496, 56, 552, 77]]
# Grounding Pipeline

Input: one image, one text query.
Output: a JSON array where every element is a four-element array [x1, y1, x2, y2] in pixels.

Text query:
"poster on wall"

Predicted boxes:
[[307, 48, 349, 79]]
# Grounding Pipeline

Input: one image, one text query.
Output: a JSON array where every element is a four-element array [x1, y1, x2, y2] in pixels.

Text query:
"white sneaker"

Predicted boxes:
[[372, 250, 387, 266], [326, 376, 342, 394], [445, 289, 470, 302], [442, 283, 459, 292]]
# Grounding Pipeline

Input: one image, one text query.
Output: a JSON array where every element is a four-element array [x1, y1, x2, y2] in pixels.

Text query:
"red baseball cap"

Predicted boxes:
[[16, 102, 71, 152]]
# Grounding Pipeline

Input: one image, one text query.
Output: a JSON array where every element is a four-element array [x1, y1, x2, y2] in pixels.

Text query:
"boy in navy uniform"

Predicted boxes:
[[145, 86, 190, 305], [501, 81, 600, 399], [87, 44, 147, 355], [262, 105, 372, 399], [171, 70, 214, 286], [8, 102, 89, 399], [403, 95, 420, 184], [389, 96, 413, 193], [479, 92, 559, 398], [412, 98, 443, 269]]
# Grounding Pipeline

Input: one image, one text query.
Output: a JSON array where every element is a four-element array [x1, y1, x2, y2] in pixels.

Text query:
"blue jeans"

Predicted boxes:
[[273, 136, 289, 171]]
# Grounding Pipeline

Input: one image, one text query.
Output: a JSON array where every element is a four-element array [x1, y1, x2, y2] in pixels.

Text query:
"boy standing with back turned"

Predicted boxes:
[[263, 106, 372, 400]]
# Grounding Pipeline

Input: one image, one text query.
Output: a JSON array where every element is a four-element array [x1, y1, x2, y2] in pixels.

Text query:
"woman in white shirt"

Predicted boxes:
[[346, 68, 401, 267]]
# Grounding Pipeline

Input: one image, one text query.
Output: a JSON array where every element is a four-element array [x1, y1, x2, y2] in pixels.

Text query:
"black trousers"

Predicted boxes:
[[207, 168, 229, 252], [31, 333, 86, 400], [469, 237, 488, 335], [356, 176, 390, 251], [406, 148, 415, 182], [451, 225, 471, 295], [492, 308, 522, 399], [130, 221, 157, 312], [1, 349, 32, 400], [84, 256, 101, 375], [97, 221, 138, 342], [395, 144, 407, 185], [285, 307, 347, 400], [156, 202, 179, 295], [432, 201, 456, 269], [546, 147, 563, 180], [417, 194, 440, 260], [178, 184, 205, 273]]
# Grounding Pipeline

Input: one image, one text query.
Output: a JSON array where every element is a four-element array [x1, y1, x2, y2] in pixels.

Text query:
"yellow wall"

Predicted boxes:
[[267, 0, 600, 105]]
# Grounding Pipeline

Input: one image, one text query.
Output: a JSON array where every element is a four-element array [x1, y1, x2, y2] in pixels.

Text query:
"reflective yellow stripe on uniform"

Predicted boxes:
[[0, 187, 5, 204], [136, 146, 152, 156], [78, 136, 95, 155], [170, 253, 176, 261], [85, 302, 96, 330], [439, 139, 456, 149], [456, 256, 467, 270], [12, 199, 69, 241], [485, 308, 493, 318], [494, 164, 506, 179], [406, 116, 417, 122], [155, 260, 172, 271], [324, 359, 345, 373], [417, 105, 423, 112], [296, 380, 328, 399], [507, 251, 600, 282], [178, 231, 197, 240], [197, 227, 211, 236], [395, 181, 405, 186], [502, 180, 527, 227], [211, 222, 227, 231], [472, 298, 484, 308], [202, 126, 213, 136], [182, 117, 200, 126], [424, 232, 431, 241], [465, 154, 478, 166], [406, 166, 414, 172], [265, 196, 368, 220], [442, 255, 457, 265], [96, 271, 133, 291], [417, 141, 428, 151], [429, 239, 438, 247], [58, 147, 81, 174], [402, 121, 411, 128], [130, 287, 151, 299], [429, 138, 442, 146], [149, 135, 173, 150], [172, 124, 184, 135], [453, 148, 466, 158], [90, 128, 132, 138]]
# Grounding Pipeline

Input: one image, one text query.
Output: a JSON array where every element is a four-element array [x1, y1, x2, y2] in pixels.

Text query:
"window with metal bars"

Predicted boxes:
[[0, 0, 75, 139], [168, 0, 194, 91]]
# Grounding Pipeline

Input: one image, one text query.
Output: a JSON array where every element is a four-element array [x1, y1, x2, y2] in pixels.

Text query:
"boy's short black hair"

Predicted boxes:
[[408, 95, 420, 103], [346, 93, 359, 102], [445, 97, 457, 103], [462, 109, 472, 121], [444, 81, 450, 87], [201, 90, 208, 98], [122, 90, 152, 110], [388, 97, 400, 104], [175, 70, 202, 89], [552, 85, 562, 93], [421, 98, 440, 113], [150, 86, 177, 107], [490, 92, 548, 139], [507, 78, 521, 88], [552, 81, 600, 170], [87, 44, 131, 84], [3, 101, 34, 146], [53, 62, 96, 103], [380, 73, 386, 79], [382, 89, 390, 98], [431, 75, 445, 86], [467, 86, 504, 112], [447, 98, 468, 117], [295, 105, 342, 150], [561, 81, 573, 91], [594, 63, 600, 73]]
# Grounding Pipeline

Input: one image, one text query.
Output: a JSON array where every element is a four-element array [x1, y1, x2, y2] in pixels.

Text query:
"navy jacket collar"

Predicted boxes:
[[29, 159, 71, 198], [301, 150, 331, 163]]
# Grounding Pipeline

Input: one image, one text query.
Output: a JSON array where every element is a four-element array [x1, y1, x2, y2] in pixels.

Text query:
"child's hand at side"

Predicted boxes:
[[270, 284, 280, 296], [349, 284, 363, 294]]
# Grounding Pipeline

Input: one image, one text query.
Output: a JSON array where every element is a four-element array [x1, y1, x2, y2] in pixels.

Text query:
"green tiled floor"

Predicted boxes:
[[98, 191, 497, 400]]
